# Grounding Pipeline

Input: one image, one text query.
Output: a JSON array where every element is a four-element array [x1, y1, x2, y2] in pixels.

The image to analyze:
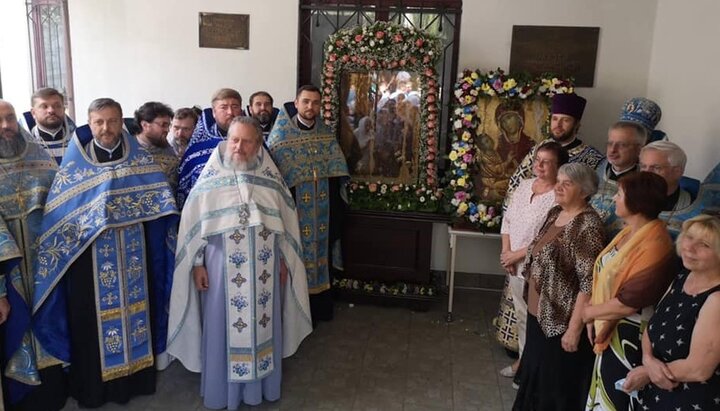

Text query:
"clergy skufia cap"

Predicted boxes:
[[551, 93, 587, 120], [619, 97, 662, 132]]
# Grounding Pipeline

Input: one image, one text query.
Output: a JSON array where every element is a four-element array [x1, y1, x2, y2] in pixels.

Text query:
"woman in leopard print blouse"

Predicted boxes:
[[513, 163, 605, 411]]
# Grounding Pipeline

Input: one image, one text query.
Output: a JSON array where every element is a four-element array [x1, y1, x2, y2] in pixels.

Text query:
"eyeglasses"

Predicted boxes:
[[151, 120, 171, 128], [533, 158, 557, 166]]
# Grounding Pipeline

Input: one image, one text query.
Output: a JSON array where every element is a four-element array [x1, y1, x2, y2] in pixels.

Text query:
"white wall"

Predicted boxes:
[[0, 1, 33, 106], [458, 0, 658, 155], [66, 0, 299, 122], [646, 0, 720, 180]]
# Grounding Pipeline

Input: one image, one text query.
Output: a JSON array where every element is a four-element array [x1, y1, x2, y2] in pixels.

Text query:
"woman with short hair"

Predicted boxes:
[[513, 163, 605, 410], [622, 214, 720, 409], [583, 172, 676, 411], [496, 141, 569, 379]]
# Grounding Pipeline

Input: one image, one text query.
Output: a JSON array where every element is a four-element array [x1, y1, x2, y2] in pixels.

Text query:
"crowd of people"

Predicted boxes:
[[0, 83, 717, 411], [497, 94, 719, 410], [0, 84, 346, 410]]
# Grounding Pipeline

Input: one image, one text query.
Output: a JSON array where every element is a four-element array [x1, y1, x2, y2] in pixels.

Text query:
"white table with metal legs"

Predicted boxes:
[[446, 226, 501, 322]]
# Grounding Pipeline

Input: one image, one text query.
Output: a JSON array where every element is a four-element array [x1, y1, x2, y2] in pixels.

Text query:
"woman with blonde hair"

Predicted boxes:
[[622, 213, 720, 409]]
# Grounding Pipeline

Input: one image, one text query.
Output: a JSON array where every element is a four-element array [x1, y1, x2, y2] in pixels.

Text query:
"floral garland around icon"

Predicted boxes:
[[321, 21, 443, 211], [446, 69, 575, 230]]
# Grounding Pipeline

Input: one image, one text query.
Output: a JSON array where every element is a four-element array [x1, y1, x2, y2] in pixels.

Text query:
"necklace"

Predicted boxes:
[[233, 167, 257, 225]]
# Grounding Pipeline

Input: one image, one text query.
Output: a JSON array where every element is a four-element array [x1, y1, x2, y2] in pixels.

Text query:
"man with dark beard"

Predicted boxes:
[[168, 116, 311, 409], [266, 85, 349, 324], [134, 101, 179, 192], [505, 93, 604, 205], [33, 98, 178, 408], [247, 91, 279, 142], [0, 100, 65, 410], [20, 87, 76, 165]]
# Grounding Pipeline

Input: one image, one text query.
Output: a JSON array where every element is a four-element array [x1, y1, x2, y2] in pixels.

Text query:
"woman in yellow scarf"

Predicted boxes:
[[583, 172, 676, 410]]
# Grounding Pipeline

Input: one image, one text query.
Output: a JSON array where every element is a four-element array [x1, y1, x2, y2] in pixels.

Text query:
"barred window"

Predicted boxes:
[[26, 0, 74, 116]]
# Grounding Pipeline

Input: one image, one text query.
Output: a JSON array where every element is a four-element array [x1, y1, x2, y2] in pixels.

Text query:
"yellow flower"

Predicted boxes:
[[464, 95, 474, 104], [503, 79, 517, 90], [448, 151, 458, 161], [471, 72, 479, 80], [464, 114, 473, 122], [463, 77, 472, 83], [457, 147, 466, 156], [481, 83, 491, 92], [461, 131, 470, 142], [457, 202, 468, 214], [457, 177, 466, 187]]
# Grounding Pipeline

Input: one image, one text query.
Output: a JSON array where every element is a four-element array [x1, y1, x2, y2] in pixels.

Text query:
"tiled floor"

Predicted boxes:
[[61, 288, 518, 410]]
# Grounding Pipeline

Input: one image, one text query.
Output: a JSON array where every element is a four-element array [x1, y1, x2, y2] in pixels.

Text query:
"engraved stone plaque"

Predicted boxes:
[[510, 25, 599, 87], [199, 12, 249, 50]]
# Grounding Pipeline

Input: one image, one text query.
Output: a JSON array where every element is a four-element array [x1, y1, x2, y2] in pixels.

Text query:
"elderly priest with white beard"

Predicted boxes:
[[167, 116, 312, 409]]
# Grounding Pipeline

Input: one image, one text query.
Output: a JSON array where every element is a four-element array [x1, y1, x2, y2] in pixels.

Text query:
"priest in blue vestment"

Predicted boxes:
[[19, 87, 76, 165], [168, 116, 312, 409], [0, 100, 67, 411], [32, 98, 179, 408], [176, 88, 243, 209], [266, 85, 349, 323]]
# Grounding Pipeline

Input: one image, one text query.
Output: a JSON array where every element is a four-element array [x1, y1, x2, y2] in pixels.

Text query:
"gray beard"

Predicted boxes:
[[0, 135, 26, 158], [222, 154, 259, 171]]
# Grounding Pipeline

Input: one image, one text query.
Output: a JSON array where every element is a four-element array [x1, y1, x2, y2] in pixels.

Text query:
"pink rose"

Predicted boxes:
[[428, 105, 437, 113], [335, 39, 344, 47], [375, 31, 385, 39], [329, 54, 337, 62], [428, 79, 436, 87], [415, 38, 424, 47], [410, 57, 417, 64], [399, 59, 406, 66], [342, 55, 350, 62], [427, 121, 435, 129], [370, 60, 377, 68], [351, 55, 358, 62], [324, 87, 331, 94], [428, 113, 436, 121], [355, 34, 363, 42], [391, 61, 398, 68], [391, 185, 400, 192], [427, 95, 436, 103], [426, 153, 436, 161], [393, 34, 403, 43], [427, 137, 436, 146], [324, 103, 331, 110], [425, 68, 434, 77], [423, 55, 430, 63], [428, 146, 437, 154]]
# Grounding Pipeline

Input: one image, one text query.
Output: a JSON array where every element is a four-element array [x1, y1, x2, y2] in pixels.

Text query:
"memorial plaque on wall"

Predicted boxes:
[[199, 12, 249, 50], [509, 25, 599, 87]]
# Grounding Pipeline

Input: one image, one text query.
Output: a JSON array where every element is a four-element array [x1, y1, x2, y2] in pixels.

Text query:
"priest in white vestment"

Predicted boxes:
[[167, 116, 312, 409]]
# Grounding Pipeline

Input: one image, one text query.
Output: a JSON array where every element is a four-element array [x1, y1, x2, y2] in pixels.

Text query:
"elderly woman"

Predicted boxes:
[[583, 172, 676, 411], [622, 214, 720, 409], [513, 163, 605, 410], [496, 142, 569, 379]]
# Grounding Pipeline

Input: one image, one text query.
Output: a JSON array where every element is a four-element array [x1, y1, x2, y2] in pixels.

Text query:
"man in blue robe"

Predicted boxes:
[[20, 87, 76, 165], [247, 91, 279, 143], [168, 117, 312, 409], [176, 88, 243, 208], [32, 98, 179, 408], [266, 85, 349, 323], [0, 99, 65, 410]]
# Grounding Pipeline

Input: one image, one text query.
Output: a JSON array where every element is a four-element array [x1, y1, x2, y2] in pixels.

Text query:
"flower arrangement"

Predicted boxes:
[[348, 181, 444, 212], [321, 21, 443, 210], [446, 69, 575, 230], [333, 277, 437, 298]]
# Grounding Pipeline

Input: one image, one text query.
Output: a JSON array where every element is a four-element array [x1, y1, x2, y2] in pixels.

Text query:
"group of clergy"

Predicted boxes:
[[0, 83, 347, 410]]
